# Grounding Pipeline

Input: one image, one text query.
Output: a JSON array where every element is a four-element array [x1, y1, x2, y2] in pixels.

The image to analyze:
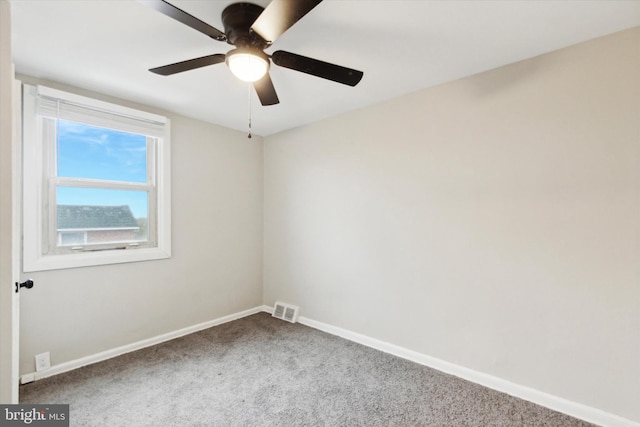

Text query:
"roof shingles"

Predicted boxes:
[[57, 205, 139, 230]]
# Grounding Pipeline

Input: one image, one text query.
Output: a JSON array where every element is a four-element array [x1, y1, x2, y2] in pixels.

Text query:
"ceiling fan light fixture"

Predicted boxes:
[[226, 48, 269, 82]]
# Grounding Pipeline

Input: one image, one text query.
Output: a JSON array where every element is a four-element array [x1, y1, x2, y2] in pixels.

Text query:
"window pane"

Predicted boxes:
[[57, 187, 149, 245], [60, 231, 85, 246], [57, 120, 148, 183]]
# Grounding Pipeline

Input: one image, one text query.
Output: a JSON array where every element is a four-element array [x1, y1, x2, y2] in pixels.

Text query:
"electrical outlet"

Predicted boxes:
[[35, 352, 51, 372]]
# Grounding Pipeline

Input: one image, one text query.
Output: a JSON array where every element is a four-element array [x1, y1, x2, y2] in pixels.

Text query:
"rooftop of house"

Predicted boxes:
[[57, 205, 139, 230]]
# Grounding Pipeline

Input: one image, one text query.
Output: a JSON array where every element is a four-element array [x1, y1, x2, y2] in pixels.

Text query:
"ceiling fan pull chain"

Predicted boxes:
[[247, 83, 252, 139]]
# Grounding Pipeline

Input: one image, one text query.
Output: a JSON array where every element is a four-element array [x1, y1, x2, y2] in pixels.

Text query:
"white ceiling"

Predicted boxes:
[[10, 0, 640, 136]]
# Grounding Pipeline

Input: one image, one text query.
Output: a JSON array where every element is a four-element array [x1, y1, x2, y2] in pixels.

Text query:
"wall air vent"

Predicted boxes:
[[272, 301, 299, 323]]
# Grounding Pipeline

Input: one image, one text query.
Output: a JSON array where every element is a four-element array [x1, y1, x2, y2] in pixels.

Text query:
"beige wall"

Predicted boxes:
[[263, 27, 640, 422], [17, 78, 264, 374]]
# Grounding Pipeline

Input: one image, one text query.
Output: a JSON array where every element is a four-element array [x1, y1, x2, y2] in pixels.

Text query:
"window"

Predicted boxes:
[[22, 84, 171, 271]]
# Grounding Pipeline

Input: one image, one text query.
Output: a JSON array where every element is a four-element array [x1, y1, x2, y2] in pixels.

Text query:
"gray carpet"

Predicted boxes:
[[20, 312, 596, 426]]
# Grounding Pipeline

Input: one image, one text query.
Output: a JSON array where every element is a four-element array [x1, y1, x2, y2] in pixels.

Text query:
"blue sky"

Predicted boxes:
[[57, 120, 149, 218]]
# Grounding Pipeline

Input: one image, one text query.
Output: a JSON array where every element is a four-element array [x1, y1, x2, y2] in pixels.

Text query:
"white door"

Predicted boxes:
[[0, 0, 22, 402], [0, 76, 22, 403]]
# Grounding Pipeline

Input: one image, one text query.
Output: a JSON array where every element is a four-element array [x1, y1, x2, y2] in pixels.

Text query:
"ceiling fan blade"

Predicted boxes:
[[253, 73, 280, 106], [138, 0, 226, 41], [150, 53, 226, 76], [250, 0, 323, 44], [271, 51, 363, 87]]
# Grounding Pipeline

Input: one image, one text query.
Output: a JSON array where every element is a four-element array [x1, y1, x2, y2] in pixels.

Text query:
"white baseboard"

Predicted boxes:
[[21, 305, 638, 427], [295, 314, 639, 427], [21, 306, 264, 384]]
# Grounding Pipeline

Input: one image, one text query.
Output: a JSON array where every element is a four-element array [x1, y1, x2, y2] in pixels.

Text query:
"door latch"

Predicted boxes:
[[15, 279, 34, 293]]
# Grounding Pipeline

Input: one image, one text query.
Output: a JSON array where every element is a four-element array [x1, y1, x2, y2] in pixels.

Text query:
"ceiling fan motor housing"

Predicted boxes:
[[222, 2, 268, 49]]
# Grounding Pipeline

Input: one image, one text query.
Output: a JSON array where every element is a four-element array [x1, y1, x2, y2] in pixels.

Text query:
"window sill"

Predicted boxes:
[[23, 246, 171, 272]]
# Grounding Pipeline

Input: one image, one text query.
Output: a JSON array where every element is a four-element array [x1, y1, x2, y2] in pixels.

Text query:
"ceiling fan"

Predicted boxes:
[[139, 0, 364, 106]]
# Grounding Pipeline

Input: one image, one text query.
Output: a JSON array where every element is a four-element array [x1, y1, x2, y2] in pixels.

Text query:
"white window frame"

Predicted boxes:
[[22, 84, 171, 271]]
